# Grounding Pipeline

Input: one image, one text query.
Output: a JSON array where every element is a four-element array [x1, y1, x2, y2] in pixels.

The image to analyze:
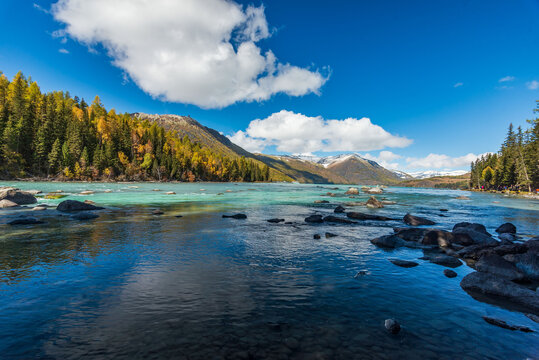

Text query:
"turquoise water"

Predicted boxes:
[[0, 182, 538, 359]]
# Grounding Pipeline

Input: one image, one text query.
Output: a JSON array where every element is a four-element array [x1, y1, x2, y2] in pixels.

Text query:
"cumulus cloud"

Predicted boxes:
[[526, 80, 539, 90], [362, 151, 402, 170], [228, 110, 412, 153], [405, 153, 489, 169], [51, 0, 327, 108], [499, 76, 515, 83]]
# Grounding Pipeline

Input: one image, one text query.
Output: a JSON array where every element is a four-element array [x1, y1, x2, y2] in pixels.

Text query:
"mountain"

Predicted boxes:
[[408, 170, 468, 179], [400, 173, 471, 189]]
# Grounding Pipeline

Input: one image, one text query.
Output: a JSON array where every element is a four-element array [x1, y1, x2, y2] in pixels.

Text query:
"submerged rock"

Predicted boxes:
[[496, 223, 517, 234], [267, 218, 285, 223], [444, 269, 457, 278], [325, 232, 338, 238], [460, 272, 539, 314], [427, 254, 462, 268], [0, 188, 37, 205], [57, 200, 104, 212], [384, 319, 401, 334], [389, 259, 419, 268], [482, 316, 533, 332], [403, 213, 435, 226], [313, 234, 321, 240], [347, 212, 392, 221], [8, 217, 44, 225], [222, 214, 247, 219], [371, 234, 407, 248], [71, 212, 99, 220], [366, 196, 383, 208], [305, 215, 323, 223], [323, 215, 356, 224], [334, 205, 345, 213]]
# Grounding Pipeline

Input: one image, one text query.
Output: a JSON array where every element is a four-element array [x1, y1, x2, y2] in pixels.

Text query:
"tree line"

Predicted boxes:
[[470, 101, 539, 192], [0, 71, 271, 182]]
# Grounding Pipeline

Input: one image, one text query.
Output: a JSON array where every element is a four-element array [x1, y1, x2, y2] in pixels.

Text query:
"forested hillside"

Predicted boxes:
[[0, 71, 272, 182], [470, 101, 539, 192]]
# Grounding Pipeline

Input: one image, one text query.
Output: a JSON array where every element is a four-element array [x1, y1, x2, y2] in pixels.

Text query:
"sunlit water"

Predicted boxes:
[[0, 182, 538, 359]]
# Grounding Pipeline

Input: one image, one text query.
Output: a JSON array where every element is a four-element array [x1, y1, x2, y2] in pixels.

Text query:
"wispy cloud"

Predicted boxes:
[[499, 75, 515, 83], [453, 82, 463, 88], [58, 48, 69, 54], [526, 80, 539, 90], [33, 3, 49, 14]]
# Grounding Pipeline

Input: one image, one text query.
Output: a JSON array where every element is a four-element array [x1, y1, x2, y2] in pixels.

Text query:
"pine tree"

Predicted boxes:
[[48, 138, 62, 174]]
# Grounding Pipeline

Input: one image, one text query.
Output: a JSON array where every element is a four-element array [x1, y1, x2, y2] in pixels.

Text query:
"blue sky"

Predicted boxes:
[[1, 0, 538, 172]]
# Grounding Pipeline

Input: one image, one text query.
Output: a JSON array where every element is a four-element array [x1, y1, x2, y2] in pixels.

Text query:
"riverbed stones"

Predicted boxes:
[[267, 218, 285, 223], [305, 215, 323, 223], [8, 216, 44, 225], [344, 187, 359, 195], [366, 196, 383, 208], [460, 272, 539, 314], [323, 215, 356, 224], [384, 319, 401, 334], [57, 200, 104, 212], [0, 199, 18, 208], [427, 254, 462, 268], [347, 212, 392, 221], [71, 212, 99, 220], [325, 232, 338, 238], [390, 259, 419, 268], [496, 223, 517, 234], [403, 213, 435, 226], [444, 269, 457, 278], [0, 188, 37, 205], [334, 205, 345, 213], [222, 214, 247, 219]]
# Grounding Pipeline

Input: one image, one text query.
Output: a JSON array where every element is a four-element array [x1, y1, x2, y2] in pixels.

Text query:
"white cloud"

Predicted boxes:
[[58, 48, 69, 54], [33, 3, 50, 13], [405, 153, 489, 169], [526, 80, 539, 90], [499, 76, 515, 83], [453, 82, 463, 88], [228, 110, 412, 153], [51, 0, 327, 108], [362, 151, 402, 169]]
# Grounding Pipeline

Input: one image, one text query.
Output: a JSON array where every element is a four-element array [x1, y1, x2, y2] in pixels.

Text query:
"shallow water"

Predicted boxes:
[[0, 182, 538, 359]]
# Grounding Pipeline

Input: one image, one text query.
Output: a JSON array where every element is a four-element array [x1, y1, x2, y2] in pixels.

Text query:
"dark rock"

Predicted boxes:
[[496, 223, 517, 234], [57, 200, 104, 212], [0, 188, 37, 205], [371, 234, 405, 248], [325, 232, 338, 238], [499, 232, 517, 243], [453, 222, 490, 236], [440, 209, 449, 212], [8, 217, 44, 225], [354, 270, 368, 278], [428, 254, 462, 268], [525, 239, 539, 254], [267, 218, 285, 223], [482, 316, 533, 332], [323, 215, 357, 224], [526, 313, 539, 323], [152, 209, 164, 215], [175, 215, 183, 218], [452, 228, 498, 246], [503, 253, 539, 281], [347, 212, 392, 221], [222, 213, 247, 219], [334, 205, 345, 213], [366, 196, 383, 208], [421, 230, 454, 247], [389, 259, 419, 268], [71, 212, 99, 220], [460, 272, 539, 314], [403, 213, 435, 226], [384, 319, 401, 334], [305, 215, 323, 223], [314, 200, 329, 204], [313, 234, 321, 240], [444, 269, 457, 278], [394, 228, 432, 242], [476, 254, 525, 281]]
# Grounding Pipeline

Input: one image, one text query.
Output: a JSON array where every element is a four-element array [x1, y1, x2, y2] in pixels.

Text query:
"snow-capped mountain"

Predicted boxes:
[[408, 170, 468, 179], [391, 170, 413, 179]]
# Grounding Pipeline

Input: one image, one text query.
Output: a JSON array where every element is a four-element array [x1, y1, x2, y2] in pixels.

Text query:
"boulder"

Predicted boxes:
[[71, 212, 99, 220], [496, 223, 517, 234], [26, 190, 42, 195], [384, 319, 401, 334], [503, 253, 539, 281], [427, 254, 462, 268], [165, 191, 176, 195], [313, 234, 321, 240], [347, 212, 392, 221], [325, 232, 338, 238], [364, 187, 383, 194], [482, 316, 533, 332], [421, 230, 454, 247], [452, 227, 498, 246], [57, 200, 104, 212], [305, 215, 324, 223], [334, 205, 345, 213], [499, 233, 517, 243], [345, 187, 359, 195], [389, 259, 419, 268], [267, 218, 285, 223], [456, 243, 498, 260], [453, 222, 490, 236], [403, 213, 435, 226], [476, 254, 525, 281], [222, 214, 247, 219], [323, 215, 357, 224], [371, 234, 406, 248], [460, 272, 539, 315], [444, 269, 457, 278], [366, 196, 383, 208], [0, 188, 37, 205], [394, 227, 432, 242], [31, 206, 47, 211], [0, 199, 18, 208], [8, 217, 44, 225]]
